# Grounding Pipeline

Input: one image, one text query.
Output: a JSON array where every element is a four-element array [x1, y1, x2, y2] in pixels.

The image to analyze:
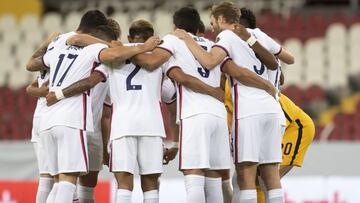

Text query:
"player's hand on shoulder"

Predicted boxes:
[[143, 36, 161, 52], [233, 24, 251, 41], [172, 29, 189, 40], [46, 92, 59, 106]]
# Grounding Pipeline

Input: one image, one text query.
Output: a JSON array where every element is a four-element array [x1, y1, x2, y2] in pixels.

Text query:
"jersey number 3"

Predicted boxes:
[[126, 66, 142, 91]]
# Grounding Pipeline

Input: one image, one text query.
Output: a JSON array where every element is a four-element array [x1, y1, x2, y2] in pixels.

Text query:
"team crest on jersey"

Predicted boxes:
[[215, 37, 220, 42]]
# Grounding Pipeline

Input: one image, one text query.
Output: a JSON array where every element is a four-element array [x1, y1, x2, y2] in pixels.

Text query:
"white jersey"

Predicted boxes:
[[215, 29, 282, 119], [161, 77, 176, 104], [40, 41, 108, 132], [33, 70, 50, 118], [90, 64, 109, 133], [159, 33, 226, 121], [248, 28, 282, 90], [107, 43, 166, 140]]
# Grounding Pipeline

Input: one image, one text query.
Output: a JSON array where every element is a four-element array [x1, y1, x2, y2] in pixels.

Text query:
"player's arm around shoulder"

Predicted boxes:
[[233, 24, 278, 70], [172, 29, 226, 70], [46, 70, 106, 106], [67, 34, 110, 47], [26, 32, 61, 72], [222, 58, 277, 98], [167, 66, 224, 102], [99, 36, 160, 64], [130, 47, 172, 71]]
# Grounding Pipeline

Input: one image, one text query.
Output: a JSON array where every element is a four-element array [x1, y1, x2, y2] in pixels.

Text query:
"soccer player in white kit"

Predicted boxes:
[[172, 2, 285, 203], [27, 21, 158, 203], [43, 20, 121, 203]]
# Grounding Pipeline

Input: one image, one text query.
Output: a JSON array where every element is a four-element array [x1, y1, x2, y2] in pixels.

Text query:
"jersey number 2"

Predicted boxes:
[[52, 53, 78, 87], [126, 66, 142, 91]]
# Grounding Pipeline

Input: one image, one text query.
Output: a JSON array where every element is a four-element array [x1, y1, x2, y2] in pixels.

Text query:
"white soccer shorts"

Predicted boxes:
[[110, 136, 163, 175], [32, 117, 51, 174], [40, 126, 89, 176], [179, 114, 231, 170], [232, 113, 284, 164]]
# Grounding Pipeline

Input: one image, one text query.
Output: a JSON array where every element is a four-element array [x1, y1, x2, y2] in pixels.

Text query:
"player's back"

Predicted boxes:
[[161, 34, 226, 120], [108, 43, 165, 138], [215, 29, 281, 119], [40, 42, 108, 132]]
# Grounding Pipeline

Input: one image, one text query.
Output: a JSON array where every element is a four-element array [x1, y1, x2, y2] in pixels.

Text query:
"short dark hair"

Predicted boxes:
[[198, 20, 205, 34], [77, 10, 108, 32], [90, 25, 117, 42], [107, 18, 121, 39], [240, 8, 257, 29], [173, 6, 200, 35], [211, 2, 240, 24], [129, 19, 154, 41]]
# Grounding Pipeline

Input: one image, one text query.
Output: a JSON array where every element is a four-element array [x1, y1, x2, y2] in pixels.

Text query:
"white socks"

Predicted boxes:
[[185, 175, 205, 203], [54, 181, 76, 203], [239, 190, 257, 203], [46, 182, 58, 203], [116, 189, 132, 203], [36, 177, 54, 203], [222, 179, 233, 203], [268, 188, 284, 203], [205, 177, 223, 203], [143, 190, 159, 203], [78, 185, 94, 203]]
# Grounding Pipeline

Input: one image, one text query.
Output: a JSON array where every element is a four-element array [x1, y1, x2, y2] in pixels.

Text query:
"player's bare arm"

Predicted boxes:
[[67, 34, 110, 47], [222, 59, 277, 98], [276, 47, 295, 64], [172, 29, 226, 70], [163, 101, 179, 165], [46, 71, 104, 106], [233, 24, 278, 70], [26, 79, 49, 97], [130, 47, 171, 71], [101, 105, 112, 166], [99, 36, 160, 64], [167, 67, 224, 102], [26, 32, 61, 72]]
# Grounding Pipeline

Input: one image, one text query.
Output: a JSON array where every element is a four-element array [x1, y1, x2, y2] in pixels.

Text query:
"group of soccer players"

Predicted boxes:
[[25, 1, 315, 203]]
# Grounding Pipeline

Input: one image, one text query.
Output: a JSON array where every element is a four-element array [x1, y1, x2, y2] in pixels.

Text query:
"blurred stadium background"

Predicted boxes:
[[1, 0, 360, 202]]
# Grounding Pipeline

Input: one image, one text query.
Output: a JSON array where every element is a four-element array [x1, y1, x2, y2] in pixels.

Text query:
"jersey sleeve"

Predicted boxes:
[[42, 42, 57, 69], [161, 77, 176, 104], [162, 56, 181, 78], [87, 43, 109, 63], [157, 34, 177, 56], [256, 28, 281, 55], [93, 64, 109, 82], [213, 30, 234, 57]]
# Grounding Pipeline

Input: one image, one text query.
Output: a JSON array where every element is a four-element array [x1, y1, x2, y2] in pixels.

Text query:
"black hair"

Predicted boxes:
[[198, 20, 205, 34], [91, 25, 117, 42], [173, 6, 200, 35], [77, 10, 108, 32], [239, 7, 257, 29]]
